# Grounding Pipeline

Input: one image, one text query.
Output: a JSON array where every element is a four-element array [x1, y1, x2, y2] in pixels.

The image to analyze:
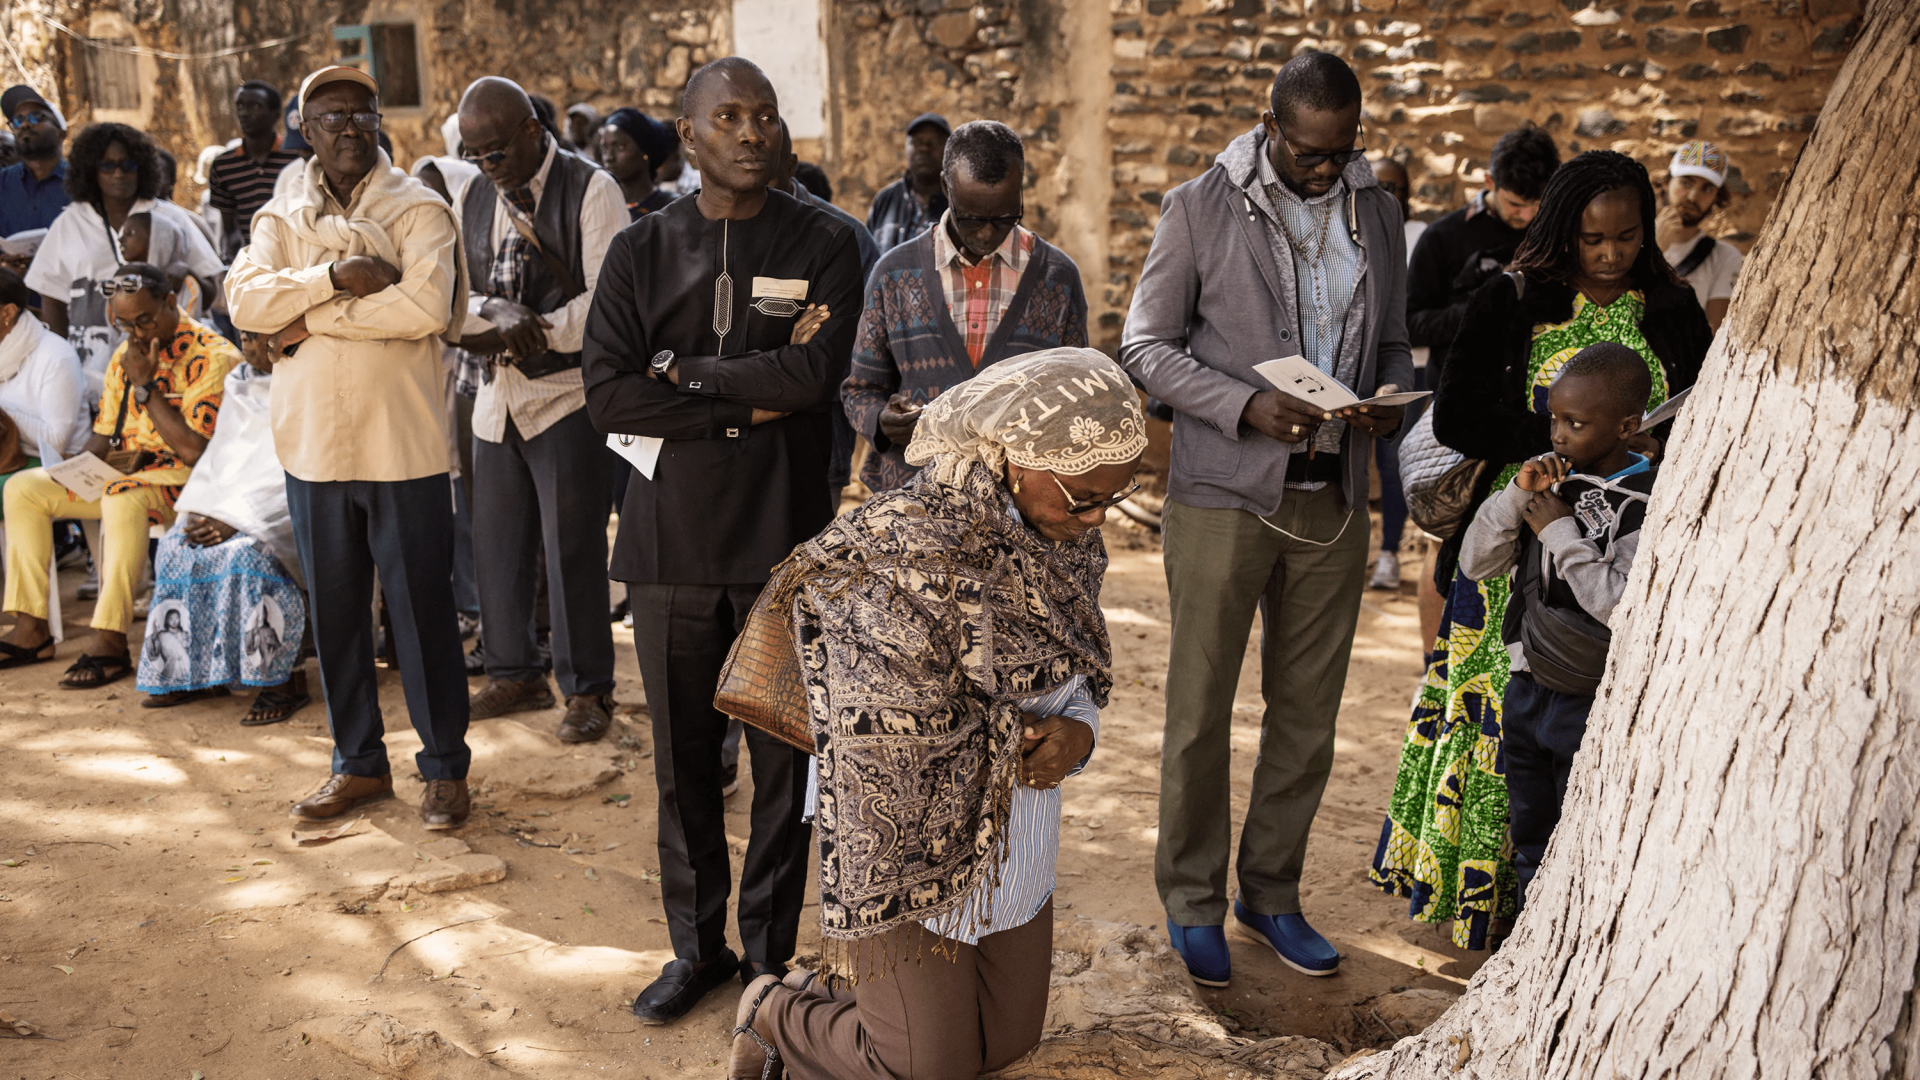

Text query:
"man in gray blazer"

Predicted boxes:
[[1120, 52, 1413, 986]]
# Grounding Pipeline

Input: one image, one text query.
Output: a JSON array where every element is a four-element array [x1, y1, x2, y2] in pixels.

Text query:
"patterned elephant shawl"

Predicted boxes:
[[788, 456, 1113, 944]]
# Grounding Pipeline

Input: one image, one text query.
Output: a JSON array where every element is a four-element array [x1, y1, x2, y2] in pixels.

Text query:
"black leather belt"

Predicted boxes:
[[1285, 451, 1344, 484]]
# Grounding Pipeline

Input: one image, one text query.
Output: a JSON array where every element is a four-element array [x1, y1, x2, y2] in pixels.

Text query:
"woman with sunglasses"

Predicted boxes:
[[727, 348, 1144, 1080], [24, 122, 223, 405], [0, 263, 240, 686]]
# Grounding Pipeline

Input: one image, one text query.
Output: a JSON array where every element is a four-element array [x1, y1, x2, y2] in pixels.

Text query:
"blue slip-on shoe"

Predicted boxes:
[[1165, 919, 1231, 987], [1232, 900, 1340, 976]]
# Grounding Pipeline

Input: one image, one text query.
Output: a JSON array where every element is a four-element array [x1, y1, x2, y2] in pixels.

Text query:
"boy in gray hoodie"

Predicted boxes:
[[1457, 342, 1658, 908]]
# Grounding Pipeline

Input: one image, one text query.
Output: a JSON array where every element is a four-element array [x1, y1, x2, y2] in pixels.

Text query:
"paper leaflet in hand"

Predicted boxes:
[[1252, 355, 1431, 410], [606, 433, 662, 481], [1, 229, 47, 258], [44, 452, 126, 503], [1639, 385, 1692, 430]]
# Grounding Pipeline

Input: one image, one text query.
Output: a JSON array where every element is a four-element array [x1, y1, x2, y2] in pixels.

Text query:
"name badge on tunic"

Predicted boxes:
[[750, 277, 808, 318]]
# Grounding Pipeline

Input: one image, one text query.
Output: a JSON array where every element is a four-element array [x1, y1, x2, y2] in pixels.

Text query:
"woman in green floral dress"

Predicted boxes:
[[1369, 152, 1714, 948]]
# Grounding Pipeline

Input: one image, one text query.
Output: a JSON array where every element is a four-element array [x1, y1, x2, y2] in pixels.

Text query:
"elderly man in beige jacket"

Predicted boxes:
[[228, 66, 474, 831]]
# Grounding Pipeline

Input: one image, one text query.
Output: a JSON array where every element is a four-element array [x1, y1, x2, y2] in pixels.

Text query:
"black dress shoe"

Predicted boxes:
[[631, 948, 739, 1025]]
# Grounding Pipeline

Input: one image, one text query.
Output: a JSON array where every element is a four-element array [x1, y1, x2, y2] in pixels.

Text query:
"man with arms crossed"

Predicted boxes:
[[584, 57, 862, 1024], [229, 66, 473, 831]]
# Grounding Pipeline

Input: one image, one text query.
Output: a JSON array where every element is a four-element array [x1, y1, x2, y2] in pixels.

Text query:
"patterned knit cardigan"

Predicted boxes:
[[841, 229, 1090, 492]]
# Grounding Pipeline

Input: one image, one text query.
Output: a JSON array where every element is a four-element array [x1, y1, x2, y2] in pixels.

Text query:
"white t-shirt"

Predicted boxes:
[[1405, 219, 1430, 371], [23, 198, 223, 403], [1663, 235, 1744, 313]]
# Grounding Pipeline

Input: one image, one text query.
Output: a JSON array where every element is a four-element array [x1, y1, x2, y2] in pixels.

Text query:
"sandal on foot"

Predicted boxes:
[[242, 687, 312, 726], [729, 974, 785, 1080], [142, 686, 232, 709], [60, 652, 132, 689], [0, 637, 55, 670]]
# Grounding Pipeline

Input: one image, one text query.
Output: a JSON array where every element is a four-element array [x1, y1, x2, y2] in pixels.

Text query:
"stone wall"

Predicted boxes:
[[1098, 0, 1857, 347], [4, 0, 1856, 354], [3, 0, 732, 203], [820, 0, 1113, 294]]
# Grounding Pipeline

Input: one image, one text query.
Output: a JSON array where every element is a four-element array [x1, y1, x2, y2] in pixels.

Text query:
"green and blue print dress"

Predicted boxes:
[[1369, 290, 1667, 949]]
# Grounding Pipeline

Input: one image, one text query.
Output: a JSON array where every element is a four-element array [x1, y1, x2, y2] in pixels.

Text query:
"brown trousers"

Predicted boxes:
[[760, 898, 1054, 1080]]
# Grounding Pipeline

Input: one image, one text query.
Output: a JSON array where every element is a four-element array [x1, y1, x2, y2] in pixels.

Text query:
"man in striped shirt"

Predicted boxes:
[[207, 81, 303, 261]]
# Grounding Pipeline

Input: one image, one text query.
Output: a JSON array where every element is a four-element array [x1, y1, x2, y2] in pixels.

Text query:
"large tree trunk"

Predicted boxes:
[[1336, 3, 1920, 1077]]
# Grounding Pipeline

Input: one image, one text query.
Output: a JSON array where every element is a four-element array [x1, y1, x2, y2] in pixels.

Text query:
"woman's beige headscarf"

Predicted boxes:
[[904, 347, 1148, 485]]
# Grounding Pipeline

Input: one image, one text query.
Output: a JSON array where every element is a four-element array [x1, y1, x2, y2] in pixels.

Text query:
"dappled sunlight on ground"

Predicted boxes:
[[3, 520, 1483, 1075]]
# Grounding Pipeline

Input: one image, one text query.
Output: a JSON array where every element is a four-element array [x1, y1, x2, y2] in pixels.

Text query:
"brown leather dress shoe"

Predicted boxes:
[[289, 773, 394, 820], [421, 778, 470, 831], [556, 694, 613, 744], [469, 677, 556, 720]]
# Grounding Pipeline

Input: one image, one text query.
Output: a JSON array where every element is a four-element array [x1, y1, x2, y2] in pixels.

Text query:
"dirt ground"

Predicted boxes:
[[0, 510, 1487, 1078]]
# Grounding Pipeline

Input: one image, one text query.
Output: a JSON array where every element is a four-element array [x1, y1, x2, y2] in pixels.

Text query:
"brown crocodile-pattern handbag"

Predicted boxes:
[[713, 570, 815, 756]]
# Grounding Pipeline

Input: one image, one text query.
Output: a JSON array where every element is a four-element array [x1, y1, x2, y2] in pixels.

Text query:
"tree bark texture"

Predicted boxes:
[[1336, 3, 1920, 1077]]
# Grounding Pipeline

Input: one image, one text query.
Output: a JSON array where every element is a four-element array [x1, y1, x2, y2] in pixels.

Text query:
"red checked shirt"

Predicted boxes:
[[930, 214, 1033, 368]]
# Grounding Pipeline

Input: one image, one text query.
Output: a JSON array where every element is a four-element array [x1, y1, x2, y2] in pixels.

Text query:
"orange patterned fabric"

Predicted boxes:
[[93, 313, 240, 510]]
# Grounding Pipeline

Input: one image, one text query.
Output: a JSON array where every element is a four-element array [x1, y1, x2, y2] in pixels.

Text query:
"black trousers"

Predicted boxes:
[[286, 474, 471, 781], [1499, 671, 1595, 910], [472, 409, 615, 697], [630, 582, 810, 967]]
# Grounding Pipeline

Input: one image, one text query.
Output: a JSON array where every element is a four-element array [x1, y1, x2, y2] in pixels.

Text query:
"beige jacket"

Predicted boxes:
[[227, 154, 466, 483]]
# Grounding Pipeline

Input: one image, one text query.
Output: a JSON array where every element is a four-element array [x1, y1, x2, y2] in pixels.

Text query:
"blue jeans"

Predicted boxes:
[[1498, 671, 1594, 910]]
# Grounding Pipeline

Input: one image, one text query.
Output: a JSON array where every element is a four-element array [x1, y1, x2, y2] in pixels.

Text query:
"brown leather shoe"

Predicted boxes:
[[289, 773, 394, 820], [556, 694, 613, 744], [469, 677, 555, 720], [421, 778, 470, 831]]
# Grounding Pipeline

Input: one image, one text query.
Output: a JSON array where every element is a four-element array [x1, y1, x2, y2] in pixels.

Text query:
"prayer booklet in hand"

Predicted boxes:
[[606, 432, 663, 481], [1640, 385, 1693, 430], [44, 452, 127, 503], [1, 228, 47, 258], [1253, 354, 1431, 411]]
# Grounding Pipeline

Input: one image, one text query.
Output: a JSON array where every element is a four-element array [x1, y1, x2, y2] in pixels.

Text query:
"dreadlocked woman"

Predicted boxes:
[[727, 348, 1146, 1080], [1368, 150, 1712, 948]]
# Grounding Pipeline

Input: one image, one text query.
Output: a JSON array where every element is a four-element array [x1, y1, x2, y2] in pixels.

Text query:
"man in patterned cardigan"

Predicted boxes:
[[842, 120, 1089, 492]]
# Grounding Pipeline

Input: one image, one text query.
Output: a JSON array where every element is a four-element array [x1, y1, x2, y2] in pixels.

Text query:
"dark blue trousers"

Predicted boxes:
[[287, 473, 471, 781], [1500, 671, 1594, 910]]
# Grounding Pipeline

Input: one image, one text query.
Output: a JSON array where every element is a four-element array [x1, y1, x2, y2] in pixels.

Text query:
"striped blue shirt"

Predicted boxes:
[[804, 675, 1100, 947], [921, 675, 1098, 945], [1252, 141, 1362, 456]]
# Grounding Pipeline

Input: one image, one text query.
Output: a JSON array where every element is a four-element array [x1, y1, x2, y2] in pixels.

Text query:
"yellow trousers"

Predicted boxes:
[[2, 466, 183, 634]]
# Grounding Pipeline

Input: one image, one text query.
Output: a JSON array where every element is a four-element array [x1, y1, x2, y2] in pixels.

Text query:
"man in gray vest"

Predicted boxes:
[[454, 76, 628, 743]]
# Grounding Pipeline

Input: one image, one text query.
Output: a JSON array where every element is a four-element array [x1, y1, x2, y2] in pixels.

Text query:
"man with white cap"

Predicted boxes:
[[1656, 139, 1745, 333], [0, 86, 70, 269], [227, 65, 475, 831]]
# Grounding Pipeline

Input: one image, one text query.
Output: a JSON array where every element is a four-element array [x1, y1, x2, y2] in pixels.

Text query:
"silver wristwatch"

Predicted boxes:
[[650, 350, 675, 380]]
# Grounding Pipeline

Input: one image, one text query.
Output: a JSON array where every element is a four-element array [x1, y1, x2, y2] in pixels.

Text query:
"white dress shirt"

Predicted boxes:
[[461, 140, 626, 443]]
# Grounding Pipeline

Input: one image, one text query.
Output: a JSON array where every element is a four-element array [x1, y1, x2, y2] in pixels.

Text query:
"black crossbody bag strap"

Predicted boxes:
[[1673, 234, 1717, 278]]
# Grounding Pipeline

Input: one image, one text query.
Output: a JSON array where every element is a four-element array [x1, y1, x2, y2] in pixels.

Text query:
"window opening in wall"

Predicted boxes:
[[332, 23, 423, 109], [88, 39, 141, 111]]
